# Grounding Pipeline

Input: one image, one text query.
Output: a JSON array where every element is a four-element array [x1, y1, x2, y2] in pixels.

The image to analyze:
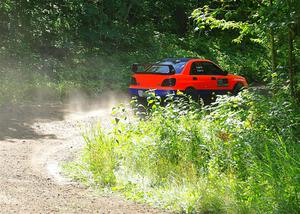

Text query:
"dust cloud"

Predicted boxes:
[[0, 52, 132, 137], [63, 89, 131, 123]]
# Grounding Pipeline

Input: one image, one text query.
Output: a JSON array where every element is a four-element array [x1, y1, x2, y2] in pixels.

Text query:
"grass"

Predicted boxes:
[[66, 89, 300, 213]]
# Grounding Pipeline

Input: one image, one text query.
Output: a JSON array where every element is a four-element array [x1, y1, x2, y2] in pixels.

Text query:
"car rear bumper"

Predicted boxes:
[[129, 88, 176, 97]]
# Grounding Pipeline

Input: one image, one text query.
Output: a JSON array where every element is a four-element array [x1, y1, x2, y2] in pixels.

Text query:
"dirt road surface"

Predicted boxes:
[[0, 99, 166, 214]]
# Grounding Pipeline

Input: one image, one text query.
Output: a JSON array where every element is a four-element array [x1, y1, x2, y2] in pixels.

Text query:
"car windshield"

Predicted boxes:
[[145, 61, 187, 74]]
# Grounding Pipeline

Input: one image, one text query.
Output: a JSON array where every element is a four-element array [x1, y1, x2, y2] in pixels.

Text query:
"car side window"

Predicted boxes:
[[190, 62, 207, 75], [202, 62, 224, 75]]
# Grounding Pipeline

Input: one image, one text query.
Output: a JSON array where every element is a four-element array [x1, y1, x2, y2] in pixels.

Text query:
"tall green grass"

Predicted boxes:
[[68, 89, 300, 213]]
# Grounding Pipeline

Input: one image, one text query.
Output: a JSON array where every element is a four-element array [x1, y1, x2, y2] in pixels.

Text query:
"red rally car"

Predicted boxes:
[[129, 58, 248, 99]]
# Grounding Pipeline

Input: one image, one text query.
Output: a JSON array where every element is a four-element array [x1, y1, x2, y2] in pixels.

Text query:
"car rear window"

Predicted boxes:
[[145, 61, 187, 74]]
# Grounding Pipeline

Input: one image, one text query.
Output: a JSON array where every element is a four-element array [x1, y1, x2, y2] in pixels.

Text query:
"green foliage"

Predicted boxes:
[[192, 0, 300, 43], [192, 0, 300, 95], [2, 0, 294, 104], [81, 125, 118, 186], [183, 35, 269, 82], [69, 89, 300, 213], [0, 0, 197, 49]]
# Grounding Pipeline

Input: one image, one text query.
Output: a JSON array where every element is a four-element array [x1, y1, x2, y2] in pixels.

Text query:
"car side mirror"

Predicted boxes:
[[131, 63, 138, 72]]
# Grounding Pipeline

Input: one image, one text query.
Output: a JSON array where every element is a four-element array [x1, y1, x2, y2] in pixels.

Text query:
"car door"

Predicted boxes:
[[201, 62, 231, 94], [188, 62, 213, 95]]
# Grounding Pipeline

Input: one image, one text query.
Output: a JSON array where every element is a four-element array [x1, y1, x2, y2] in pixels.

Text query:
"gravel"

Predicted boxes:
[[0, 102, 167, 214]]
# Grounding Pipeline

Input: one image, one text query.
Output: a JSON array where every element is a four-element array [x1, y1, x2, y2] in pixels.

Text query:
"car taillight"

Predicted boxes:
[[130, 77, 138, 85], [161, 78, 176, 87]]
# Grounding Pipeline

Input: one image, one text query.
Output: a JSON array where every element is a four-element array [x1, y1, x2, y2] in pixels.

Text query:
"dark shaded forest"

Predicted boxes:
[[1, 0, 299, 101]]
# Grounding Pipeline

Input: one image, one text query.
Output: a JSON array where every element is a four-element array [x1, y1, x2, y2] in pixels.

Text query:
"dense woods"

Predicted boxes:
[[0, 1, 299, 98], [0, 0, 299, 100], [0, 0, 196, 54], [1, 1, 300, 213], [193, 0, 300, 98]]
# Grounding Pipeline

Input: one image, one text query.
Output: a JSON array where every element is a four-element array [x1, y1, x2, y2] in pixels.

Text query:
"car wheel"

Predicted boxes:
[[185, 87, 198, 101], [232, 83, 244, 95]]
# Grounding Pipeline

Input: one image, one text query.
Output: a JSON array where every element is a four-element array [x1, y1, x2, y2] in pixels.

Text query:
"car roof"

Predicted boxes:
[[161, 58, 200, 63]]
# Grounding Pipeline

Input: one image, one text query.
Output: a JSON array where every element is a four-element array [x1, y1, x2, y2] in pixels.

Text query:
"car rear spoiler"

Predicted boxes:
[[131, 63, 176, 75]]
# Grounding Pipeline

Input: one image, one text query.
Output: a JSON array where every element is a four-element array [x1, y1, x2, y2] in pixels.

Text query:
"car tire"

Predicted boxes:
[[185, 87, 198, 101], [232, 83, 244, 95]]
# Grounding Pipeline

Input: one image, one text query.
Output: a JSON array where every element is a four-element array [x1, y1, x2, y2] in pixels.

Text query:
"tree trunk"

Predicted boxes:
[[173, 2, 188, 36], [288, 26, 296, 98], [270, 31, 276, 72], [270, 0, 276, 72]]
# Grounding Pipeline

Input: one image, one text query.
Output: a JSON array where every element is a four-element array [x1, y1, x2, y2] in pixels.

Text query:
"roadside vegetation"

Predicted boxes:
[[67, 88, 300, 213]]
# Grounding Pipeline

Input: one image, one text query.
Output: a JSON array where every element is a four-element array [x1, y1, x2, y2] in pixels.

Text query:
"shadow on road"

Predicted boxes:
[[0, 91, 130, 141], [0, 103, 65, 141]]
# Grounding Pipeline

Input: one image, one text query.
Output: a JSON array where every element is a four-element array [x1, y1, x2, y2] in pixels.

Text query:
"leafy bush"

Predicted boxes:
[[68, 89, 300, 213]]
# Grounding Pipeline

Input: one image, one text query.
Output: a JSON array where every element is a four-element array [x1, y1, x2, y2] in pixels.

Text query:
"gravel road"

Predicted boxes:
[[0, 100, 166, 214]]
